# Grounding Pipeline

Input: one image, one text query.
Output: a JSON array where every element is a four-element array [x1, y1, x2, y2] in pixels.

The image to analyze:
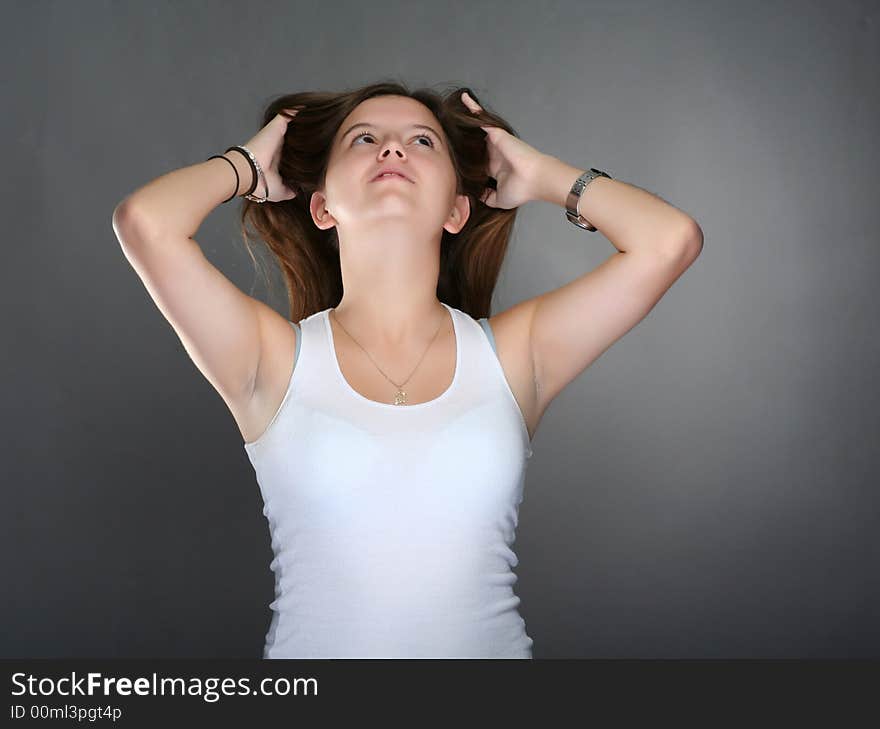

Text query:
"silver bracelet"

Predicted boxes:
[[225, 145, 270, 203], [564, 167, 612, 231]]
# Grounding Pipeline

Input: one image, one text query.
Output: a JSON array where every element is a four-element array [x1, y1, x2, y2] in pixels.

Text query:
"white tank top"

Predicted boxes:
[[244, 302, 535, 658]]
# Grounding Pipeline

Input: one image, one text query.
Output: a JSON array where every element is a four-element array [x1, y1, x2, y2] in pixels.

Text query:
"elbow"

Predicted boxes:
[[112, 197, 144, 232], [112, 198, 138, 233], [673, 218, 704, 261], [688, 219, 704, 251], [112, 202, 133, 247], [112, 199, 159, 249], [113, 203, 140, 250], [111, 202, 129, 237], [658, 218, 703, 268]]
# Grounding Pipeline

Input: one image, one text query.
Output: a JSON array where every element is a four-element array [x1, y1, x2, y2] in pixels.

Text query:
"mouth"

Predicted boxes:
[[371, 170, 413, 183]]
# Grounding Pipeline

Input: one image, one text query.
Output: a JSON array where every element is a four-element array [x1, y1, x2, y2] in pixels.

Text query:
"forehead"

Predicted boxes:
[[336, 95, 440, 138]]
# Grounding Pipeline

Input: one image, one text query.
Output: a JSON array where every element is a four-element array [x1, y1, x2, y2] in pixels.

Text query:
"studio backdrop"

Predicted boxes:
[[2, 0, 877, 658]]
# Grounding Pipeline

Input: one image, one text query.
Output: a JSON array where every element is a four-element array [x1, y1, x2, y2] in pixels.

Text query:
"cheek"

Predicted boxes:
[[425, 154, 455, 184]]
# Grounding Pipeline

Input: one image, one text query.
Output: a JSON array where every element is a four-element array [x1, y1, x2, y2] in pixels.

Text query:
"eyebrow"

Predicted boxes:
[[340, 122, 443, 145]]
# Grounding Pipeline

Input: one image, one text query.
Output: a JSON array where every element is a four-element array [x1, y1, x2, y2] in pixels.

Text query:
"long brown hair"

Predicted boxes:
[[237, 79, 521, 323]]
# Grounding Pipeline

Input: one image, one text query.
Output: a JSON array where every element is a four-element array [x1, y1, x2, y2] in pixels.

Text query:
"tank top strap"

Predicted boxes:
[[291, 321, 302, 369], [477, 317, 497, 355], [289, 307, 335, 397]]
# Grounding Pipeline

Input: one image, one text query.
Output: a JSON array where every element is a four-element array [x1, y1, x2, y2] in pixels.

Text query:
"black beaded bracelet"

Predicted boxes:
[[207, 154, 239, 203], [206, 148, 259, 203], [225, 146, 260, 199]]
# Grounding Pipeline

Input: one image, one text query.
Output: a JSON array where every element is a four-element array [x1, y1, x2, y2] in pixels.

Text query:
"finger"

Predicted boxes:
[[461, 91, 483, 113], [480, 125, 500, 144]]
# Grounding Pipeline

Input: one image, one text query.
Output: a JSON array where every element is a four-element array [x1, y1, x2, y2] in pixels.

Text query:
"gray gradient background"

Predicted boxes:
[[2, 0, 877, 658]]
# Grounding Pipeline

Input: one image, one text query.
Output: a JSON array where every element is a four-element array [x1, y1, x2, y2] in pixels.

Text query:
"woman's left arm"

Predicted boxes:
[[529, 155, 703, 256], [461, 90, 704, 416], [462, 90, 702, 255]]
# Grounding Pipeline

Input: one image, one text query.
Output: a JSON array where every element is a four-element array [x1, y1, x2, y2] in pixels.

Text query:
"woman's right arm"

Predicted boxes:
[[111, 151, 280, 418]]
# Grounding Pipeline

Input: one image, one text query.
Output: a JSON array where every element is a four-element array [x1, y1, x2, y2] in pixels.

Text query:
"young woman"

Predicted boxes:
[[112, 82, 702, 658]]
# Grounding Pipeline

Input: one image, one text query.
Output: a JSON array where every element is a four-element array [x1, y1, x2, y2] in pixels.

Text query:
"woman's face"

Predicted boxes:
[[312, 94, 467, 235]]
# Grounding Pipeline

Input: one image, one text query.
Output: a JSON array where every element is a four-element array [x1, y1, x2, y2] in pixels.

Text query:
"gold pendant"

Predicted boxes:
[[393, 389, 407, 405]]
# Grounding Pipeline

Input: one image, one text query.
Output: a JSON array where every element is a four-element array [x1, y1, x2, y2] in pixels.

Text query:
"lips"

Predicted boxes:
[[371, 167, 413, 182]]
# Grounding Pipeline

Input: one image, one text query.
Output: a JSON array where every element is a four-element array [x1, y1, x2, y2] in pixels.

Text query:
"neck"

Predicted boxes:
[[332, 221, 449, 345], [332, 294, 448, 349]]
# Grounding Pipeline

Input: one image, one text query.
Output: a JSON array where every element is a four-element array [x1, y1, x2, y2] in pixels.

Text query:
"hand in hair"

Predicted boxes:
[[240, 107, 304, 203], [461, 91, 547, 210]]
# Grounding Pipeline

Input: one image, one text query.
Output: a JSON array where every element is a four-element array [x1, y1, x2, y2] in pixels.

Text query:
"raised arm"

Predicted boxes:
[[111, 136, 291, 429]]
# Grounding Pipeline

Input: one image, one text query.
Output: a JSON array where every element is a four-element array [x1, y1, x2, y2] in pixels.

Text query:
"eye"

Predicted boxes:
[[351, 131, 435, 147]]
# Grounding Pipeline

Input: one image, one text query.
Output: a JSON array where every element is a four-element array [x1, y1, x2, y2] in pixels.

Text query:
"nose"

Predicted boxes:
[[379, 138, 406, 159]]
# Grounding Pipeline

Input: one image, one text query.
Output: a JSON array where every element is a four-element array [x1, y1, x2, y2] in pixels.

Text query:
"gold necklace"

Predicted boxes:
[[330, 306, 448, 405]]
